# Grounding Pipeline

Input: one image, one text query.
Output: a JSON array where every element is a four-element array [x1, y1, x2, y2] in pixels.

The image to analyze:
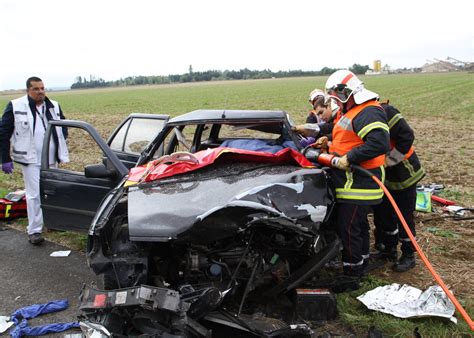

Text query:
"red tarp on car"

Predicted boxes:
[[126, 147, 314, 185]]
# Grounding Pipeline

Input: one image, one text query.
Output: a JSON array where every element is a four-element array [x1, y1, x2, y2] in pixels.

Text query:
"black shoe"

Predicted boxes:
[[374, 242, 385, 252], [28, 233, 44, 245], [372, 246, 398, 262], [392, 253, 415, 272], [334, 274, 361, 292]]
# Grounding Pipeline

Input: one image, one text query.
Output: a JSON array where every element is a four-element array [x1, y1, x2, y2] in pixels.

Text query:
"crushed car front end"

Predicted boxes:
[[83, 110, 340, 336]]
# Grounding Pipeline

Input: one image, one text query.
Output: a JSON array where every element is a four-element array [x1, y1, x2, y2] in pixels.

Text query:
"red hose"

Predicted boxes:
[[360, 169, 474, 331]]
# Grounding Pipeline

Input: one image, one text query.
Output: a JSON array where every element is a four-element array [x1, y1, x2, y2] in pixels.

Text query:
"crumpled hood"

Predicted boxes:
[[128, 162, 333, 242]]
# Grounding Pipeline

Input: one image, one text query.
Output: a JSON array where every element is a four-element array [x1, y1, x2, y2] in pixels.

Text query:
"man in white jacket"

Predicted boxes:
[[0, 77, 69, 244]]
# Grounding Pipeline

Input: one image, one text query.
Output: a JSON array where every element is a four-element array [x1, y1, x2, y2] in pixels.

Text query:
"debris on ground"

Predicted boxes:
[[7, 299, 80, 337], [50, 250, 72, 257], [357, 283, 456, 323], [4, 190, 26, 202], [79, 321, 111, 337], [416, 190, 432, 212], [0, 315, 14, 334]]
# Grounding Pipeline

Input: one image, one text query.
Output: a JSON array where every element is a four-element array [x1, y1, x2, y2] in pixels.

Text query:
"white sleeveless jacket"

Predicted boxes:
[[11, 95, 69, 164]]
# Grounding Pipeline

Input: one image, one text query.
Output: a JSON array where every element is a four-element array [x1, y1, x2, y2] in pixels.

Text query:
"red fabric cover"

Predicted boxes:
[[128, 147, 314, 183]]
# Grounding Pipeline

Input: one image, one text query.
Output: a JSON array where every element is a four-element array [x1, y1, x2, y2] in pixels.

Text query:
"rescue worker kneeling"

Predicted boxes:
[[316, 70, 390, 278]]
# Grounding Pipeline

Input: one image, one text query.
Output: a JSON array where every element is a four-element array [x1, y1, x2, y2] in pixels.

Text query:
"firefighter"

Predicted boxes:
[[316, 70, 390, 277], [372, 102, 425, 272], [305, 88, 339, 124], [292, 89, 339, 144]]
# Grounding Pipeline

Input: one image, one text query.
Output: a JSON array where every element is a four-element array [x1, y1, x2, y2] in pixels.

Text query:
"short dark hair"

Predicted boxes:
[[26, 77, 43, 89], [312, 95, 328, 109]]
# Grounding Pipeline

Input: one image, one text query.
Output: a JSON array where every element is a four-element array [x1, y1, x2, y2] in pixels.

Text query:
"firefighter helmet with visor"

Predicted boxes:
[[325, 70, 379, 104]]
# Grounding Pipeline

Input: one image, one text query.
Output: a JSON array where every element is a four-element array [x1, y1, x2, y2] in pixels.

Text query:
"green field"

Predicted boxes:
[[1, 72, 473, 335], [2, 72, 473, 123]]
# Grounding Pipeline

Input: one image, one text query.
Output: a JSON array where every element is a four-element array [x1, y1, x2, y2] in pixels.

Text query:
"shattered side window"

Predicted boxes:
[[158, 124, 199, 156], [200, 124, 212, 142]]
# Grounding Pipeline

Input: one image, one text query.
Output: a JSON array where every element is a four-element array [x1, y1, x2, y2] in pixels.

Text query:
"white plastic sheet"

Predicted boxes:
[[79, 321, 111, 337], [50, 250, 71, 257], [0, 316, 14, 334], [357, 283, 456, 323]]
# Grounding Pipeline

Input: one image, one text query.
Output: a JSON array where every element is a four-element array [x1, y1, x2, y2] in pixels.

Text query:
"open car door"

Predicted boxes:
[[40, 114, 168, 232]]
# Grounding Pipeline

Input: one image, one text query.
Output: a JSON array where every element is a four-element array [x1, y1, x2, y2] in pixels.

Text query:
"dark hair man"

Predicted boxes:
[[0, 77, 69, 244]]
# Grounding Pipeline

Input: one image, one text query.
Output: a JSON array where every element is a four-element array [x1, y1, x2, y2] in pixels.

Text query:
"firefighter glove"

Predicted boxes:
[[334, 155, 350, 170], [292, 124, 320, 138], [312, 136, 329, 151], [2, 162, 14, 174]]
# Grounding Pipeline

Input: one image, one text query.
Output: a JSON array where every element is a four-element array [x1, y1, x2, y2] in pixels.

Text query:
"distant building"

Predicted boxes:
[[373, 60, 382, 72], [365, 57, 472, 75], [421, 57, 472, 73], [421, 60, 457, 72], [366, 60, 389, 75]]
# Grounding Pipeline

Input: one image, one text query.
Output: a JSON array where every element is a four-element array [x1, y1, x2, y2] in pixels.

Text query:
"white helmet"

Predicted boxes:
[[308, 88, 327, 103], [325, 70, 378, 104]]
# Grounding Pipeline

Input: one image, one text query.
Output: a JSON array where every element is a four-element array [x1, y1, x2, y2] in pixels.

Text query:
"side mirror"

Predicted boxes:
[[85, 164, 116, 179]]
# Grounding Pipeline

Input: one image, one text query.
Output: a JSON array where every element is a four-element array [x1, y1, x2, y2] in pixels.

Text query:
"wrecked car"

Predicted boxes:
[[40, 110, 340, 337]]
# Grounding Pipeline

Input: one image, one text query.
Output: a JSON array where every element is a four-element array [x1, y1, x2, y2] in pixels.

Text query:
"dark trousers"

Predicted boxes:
[[373, 185, 417, 255], [335, 203, 371, 276]]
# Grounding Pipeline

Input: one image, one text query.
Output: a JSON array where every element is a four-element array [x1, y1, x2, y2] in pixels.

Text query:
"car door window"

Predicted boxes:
[[109, 119, 130, 153], [50, 128, 105, 173], [110, 118, 166, 155]]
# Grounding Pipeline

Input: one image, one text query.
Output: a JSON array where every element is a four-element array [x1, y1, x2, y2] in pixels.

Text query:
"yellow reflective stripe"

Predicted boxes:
[[402, 159, 416, 177], [357, 122, 390, 139], [386, 167, 426, 190], [335, 187, 384, 200], [388, 113, 403, 129], [344, 170, 353, 190], [380, 165, 385, 184]]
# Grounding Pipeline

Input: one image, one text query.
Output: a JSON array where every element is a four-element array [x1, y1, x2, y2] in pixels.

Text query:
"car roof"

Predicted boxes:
[[168, 110, 288, 124]]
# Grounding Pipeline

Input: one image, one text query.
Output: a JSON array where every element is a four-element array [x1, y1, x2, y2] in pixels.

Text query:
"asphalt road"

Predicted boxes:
[[0, 225, 98, 332]]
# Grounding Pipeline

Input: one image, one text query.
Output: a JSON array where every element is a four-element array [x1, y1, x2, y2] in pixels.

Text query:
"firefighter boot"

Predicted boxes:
[[372, 245, 397, 262], [392, 253, 415, 272]]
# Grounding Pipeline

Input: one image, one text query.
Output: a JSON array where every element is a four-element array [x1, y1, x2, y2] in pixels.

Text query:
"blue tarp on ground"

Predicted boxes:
[[9, 299, 79, 338]]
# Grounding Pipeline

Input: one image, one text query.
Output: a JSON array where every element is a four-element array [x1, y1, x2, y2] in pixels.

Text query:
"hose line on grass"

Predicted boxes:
[[351, 164, 474, 331]]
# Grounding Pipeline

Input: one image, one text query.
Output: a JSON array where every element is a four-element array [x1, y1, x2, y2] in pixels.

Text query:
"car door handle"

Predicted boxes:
[[44, 189, 56, 195]]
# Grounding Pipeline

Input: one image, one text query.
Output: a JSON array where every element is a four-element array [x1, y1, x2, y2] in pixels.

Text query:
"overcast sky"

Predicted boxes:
[[1, 0, 472, 90]]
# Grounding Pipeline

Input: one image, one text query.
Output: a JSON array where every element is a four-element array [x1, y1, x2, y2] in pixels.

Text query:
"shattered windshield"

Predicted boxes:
[[152, 120, 297, 159]]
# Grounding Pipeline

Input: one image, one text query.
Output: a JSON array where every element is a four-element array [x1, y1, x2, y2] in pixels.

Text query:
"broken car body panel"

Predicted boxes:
[[128, 163, 332, 242]]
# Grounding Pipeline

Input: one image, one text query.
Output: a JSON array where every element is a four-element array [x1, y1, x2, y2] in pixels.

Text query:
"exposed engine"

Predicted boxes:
[[82, 163, 339, 336]]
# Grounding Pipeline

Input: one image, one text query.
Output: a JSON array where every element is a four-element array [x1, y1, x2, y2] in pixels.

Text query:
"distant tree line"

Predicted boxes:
[[70, 64, 369, 89]]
